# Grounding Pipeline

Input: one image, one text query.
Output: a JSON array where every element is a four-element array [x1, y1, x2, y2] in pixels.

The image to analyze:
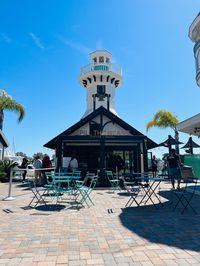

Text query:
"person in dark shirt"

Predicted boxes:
[[167, 149, 182, 190], [152, 155, 158, 177], [20, 158, 28, 183], [42, 155, 52, 184]]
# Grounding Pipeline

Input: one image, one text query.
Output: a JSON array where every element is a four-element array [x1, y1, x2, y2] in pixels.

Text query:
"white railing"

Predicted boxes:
[[80, 63, 122, 76]]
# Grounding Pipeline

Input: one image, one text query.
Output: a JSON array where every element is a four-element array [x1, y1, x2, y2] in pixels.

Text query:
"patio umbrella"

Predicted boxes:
[[181, 136, 200, 154], [159, 135, 183, 153]]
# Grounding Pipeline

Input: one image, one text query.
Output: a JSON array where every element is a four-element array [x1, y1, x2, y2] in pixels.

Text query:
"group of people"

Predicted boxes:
[[33, 155, 53, 185], [20, 154, 79, 186], [20, 155, 53, 185], [152, 149, 182, 190]]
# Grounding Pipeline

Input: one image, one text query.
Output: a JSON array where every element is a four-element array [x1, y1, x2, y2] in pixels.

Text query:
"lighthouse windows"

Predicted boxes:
[[93, 57, 97, 64], [99, 56, 104, 63], [106, 57, 110, 63], [97, 85, 106, 97]]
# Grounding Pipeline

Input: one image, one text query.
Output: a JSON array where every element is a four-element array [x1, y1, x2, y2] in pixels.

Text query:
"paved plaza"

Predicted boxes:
[[0, 179, 200, 266]]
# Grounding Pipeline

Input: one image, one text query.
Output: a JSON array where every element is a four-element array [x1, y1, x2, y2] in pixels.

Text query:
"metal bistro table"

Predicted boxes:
[[134, 176, 165, 209], [123, 173, 165, 209]]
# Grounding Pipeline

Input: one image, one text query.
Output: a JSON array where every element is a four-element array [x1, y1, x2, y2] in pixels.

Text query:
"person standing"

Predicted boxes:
[[167, 149, 182, 190], [33, 155, 43, 185], [68, 155, 78, 172], [20, 157, 28, 183], [42, 155, 52, 184], [152, 155, 158, 177]]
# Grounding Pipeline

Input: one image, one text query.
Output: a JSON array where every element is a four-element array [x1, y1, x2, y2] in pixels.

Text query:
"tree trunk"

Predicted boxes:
[[0, 109, 4, 130], [174, 127, 179, 154]]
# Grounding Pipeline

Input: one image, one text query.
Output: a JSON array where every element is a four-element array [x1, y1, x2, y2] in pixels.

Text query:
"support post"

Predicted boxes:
[[3, 168, 15, 201]]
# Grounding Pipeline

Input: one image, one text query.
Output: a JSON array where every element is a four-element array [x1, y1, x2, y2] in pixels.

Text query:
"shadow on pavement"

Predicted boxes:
[[119, 190, 200, 252], [35, 204, 66, 212]]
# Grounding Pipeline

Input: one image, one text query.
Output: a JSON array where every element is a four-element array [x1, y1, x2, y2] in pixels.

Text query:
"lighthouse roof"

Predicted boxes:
[[90, 50, 112, 57]]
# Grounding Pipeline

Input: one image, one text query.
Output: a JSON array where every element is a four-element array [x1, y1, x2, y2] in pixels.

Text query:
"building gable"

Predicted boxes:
[[70, 114, 132, 136], [44, 106, 157, 149]]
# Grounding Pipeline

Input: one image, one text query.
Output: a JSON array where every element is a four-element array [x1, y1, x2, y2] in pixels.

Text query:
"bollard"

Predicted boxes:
[[3, 168, 15, 201]]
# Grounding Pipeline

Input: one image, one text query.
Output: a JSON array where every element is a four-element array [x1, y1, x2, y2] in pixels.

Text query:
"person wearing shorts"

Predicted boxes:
[[167, 149, 182, 190]]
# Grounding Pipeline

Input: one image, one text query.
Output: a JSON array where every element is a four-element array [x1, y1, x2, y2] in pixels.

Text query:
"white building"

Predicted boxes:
[[189, 12, 200, 87], [177, 13, 200, 135]]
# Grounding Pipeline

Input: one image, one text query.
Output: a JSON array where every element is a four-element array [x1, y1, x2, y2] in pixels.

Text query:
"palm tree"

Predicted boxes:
[[146, 110, 180, 153], [0, 90, 25, 130]]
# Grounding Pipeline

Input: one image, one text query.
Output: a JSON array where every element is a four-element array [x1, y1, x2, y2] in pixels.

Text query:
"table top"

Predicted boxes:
[[135, 177, 165, 181]]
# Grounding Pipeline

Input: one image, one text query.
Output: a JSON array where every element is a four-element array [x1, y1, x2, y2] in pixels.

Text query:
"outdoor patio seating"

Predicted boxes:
[[28, 179, 47, 207], [124, 179, 142, 207], [76, 174, 98, 208], [51, 173, 79, 205], [122, 173, 164, 208], [173, 167, 198, 214], [106, 170, 121, 192]]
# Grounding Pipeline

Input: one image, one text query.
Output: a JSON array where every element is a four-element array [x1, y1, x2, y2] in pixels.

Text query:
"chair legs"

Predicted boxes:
[[173, 192, 197, 214], [29, 188, 47, 207], [78, 189, 94, 208]]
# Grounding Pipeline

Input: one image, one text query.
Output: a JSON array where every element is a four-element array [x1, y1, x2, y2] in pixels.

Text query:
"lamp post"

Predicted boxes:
[[90, 118, 113, 185], [168, 135, 172, 154]]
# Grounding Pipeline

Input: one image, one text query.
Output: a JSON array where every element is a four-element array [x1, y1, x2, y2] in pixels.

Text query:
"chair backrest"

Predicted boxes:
[[52, 173, 73, 188], [88, 175, 98, 189], [72, 170, 81, 177], [106, 171, 114, 181], [181, 167, 195, 182], [45, 171, 54, 184]]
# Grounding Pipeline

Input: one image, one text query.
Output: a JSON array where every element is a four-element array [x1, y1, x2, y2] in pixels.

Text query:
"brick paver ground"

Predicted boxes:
[[0, 178, 200, 265]]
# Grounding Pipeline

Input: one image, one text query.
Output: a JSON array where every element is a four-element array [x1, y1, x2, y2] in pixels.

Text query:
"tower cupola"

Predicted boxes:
[[80, 50, 122, 117]]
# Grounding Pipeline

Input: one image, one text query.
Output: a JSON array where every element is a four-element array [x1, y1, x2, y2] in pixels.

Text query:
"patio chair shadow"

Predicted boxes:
[[35, 204, 66, 212], [117, 191, 130, 197], [119, 194, 200, 252], [16, 183, 29, 188]]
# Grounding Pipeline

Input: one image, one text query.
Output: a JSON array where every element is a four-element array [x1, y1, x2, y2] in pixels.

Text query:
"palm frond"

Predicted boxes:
[[146, 120, 157, 132], [147, 110, 179, 132], [0, 89, 25, 123]]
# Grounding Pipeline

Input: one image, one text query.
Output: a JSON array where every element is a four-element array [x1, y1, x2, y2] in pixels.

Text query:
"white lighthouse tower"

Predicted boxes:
[[189, 12, 200, 86], [80, 50, 122, 118]]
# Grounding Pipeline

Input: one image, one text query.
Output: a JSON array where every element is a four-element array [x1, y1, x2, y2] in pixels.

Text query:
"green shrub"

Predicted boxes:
[[0, 160, 19, 182]]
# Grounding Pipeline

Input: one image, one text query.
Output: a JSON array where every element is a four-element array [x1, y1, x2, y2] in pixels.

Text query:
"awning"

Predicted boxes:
[[177, 113, 200, 136]]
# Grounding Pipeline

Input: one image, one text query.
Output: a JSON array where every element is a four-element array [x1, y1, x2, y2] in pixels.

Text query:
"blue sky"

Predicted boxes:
[[0, 0, 200, 158]]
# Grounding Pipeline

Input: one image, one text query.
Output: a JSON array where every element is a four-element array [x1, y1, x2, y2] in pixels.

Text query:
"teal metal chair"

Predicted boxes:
[[52, 173, 74, 204], [44, 171, 57, 200], [106, 171, 121, 192], [76, 175, 98, 208]]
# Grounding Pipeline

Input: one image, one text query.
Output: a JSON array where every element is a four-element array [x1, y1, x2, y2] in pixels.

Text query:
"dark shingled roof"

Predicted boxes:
[[44, 106, 158, 150]]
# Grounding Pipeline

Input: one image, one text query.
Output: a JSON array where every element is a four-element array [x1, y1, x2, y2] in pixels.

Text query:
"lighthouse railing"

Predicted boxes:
[[80, 63, 122, 76]]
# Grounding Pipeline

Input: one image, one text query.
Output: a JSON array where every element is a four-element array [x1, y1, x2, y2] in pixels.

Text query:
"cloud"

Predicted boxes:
[[0, 33, 12, 43], [58, 36, 91, 55], [29, 32, 44, 50]]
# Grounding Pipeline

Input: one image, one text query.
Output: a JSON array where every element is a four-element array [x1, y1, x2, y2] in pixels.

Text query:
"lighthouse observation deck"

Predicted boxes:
[[80, 62, 122, 76]]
